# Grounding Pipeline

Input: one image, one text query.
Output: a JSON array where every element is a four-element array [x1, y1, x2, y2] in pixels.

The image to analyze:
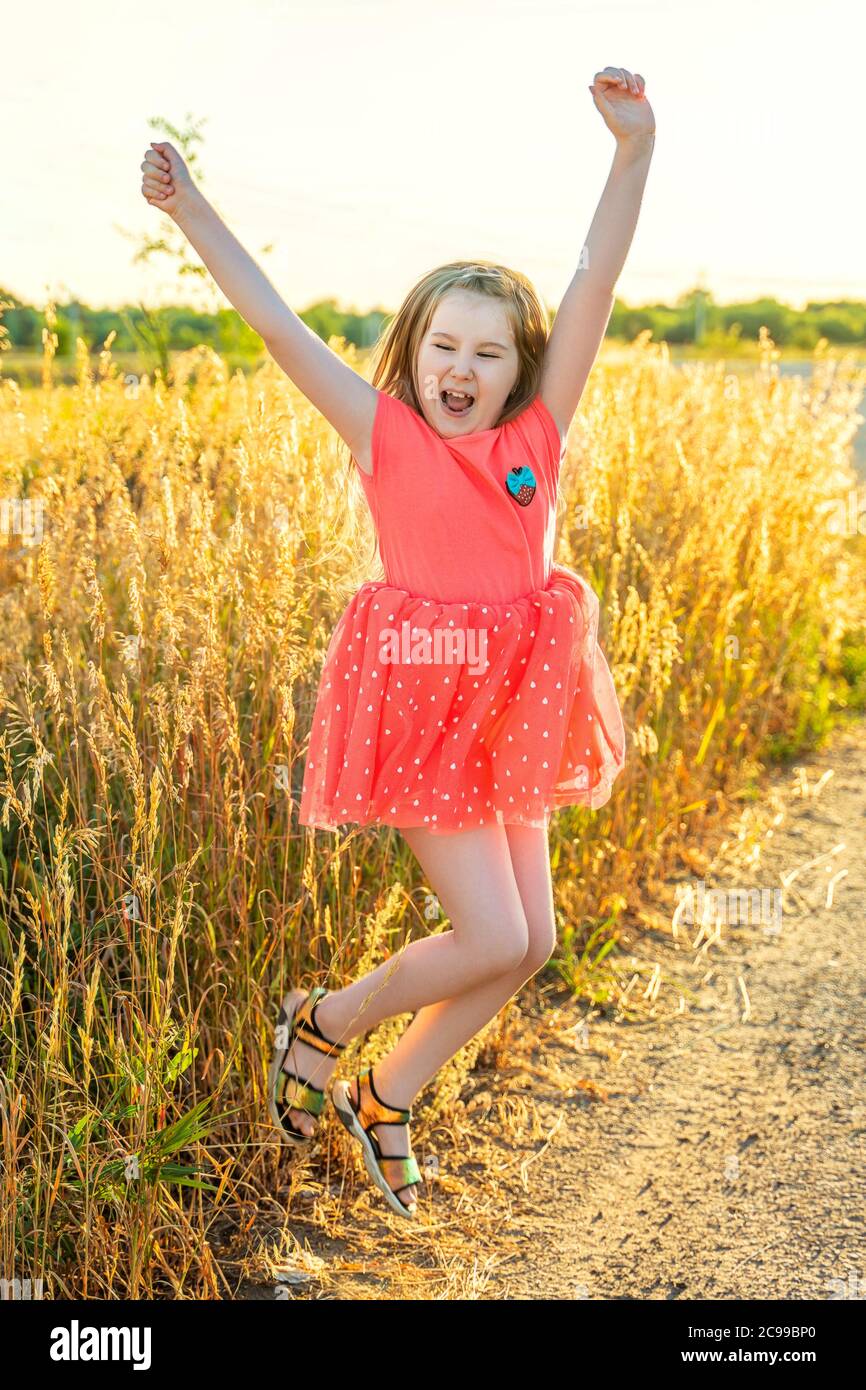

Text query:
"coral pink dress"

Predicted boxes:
[[298, 389, 626, 836]]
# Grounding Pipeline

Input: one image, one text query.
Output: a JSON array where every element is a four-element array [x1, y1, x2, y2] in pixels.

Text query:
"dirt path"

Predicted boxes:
[[237, 719, 865, 1300], [479, 719, 866, 1300]]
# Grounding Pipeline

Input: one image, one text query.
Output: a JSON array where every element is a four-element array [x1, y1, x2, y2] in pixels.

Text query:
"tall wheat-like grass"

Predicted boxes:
[[0, 325, 864, 1296]]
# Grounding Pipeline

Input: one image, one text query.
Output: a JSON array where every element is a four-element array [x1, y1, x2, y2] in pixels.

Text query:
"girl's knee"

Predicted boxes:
[[521, 924, 558, 977], [489, 914, 531, 975]]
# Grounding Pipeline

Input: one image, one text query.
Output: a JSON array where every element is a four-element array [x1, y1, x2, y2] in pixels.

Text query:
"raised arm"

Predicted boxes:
[[140, 141, 377, 469], [539, 67, 656, 441]]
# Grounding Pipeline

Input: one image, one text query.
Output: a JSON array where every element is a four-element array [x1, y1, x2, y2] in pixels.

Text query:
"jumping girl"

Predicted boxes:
[[140, 65, 654, 1219]]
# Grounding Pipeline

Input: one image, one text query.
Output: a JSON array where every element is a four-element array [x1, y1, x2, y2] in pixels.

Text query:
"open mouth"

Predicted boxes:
[[440, 389, 475, 417]]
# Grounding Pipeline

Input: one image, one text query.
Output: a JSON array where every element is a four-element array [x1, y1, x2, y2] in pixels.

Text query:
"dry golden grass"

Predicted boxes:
[[0, 321, 864, 1297]]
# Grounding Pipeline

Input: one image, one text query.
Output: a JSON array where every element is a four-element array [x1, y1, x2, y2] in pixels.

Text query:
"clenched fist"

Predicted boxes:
[[140, 141, 197, 219]]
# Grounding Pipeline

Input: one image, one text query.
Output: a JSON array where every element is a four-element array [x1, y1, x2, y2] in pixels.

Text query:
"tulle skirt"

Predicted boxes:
[[298, 564, 626, 836]]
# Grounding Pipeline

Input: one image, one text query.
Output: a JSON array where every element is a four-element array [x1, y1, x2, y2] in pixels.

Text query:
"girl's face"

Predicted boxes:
[[414, 289, 521, 436]]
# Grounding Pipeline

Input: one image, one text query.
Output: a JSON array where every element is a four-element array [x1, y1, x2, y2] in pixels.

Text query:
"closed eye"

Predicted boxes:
[[435, 345, 500, 358]]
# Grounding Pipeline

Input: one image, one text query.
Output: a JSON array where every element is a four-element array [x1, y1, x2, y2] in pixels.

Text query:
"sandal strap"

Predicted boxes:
[[277, 1072, 327, 1117], [271, 987, 342, 1132], [345, 1072, 422, 1203], [355, 1066, 413, 1128], [378, 1154, 422, 1191], [292, 985, 347, 1057]]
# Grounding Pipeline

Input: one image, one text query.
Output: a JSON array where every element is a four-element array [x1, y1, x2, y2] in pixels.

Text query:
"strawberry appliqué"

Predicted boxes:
[[505, 464, 537, 506]]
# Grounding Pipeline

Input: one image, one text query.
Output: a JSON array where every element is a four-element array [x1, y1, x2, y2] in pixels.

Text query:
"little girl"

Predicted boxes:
[[141, 66, 654, 1219]]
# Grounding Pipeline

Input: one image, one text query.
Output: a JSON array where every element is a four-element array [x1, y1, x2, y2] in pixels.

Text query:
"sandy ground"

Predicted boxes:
[[475, 719, 866, 1300], [236, 717, 865, 1300]]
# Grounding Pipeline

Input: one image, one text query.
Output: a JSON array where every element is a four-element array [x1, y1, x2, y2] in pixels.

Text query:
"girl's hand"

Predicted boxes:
[[589, 67, 655, 143], [140, 140, 197, 219]]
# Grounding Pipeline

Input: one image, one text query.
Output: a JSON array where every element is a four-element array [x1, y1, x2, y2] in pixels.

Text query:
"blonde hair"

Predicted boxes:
[[338, 259, 555, 593]]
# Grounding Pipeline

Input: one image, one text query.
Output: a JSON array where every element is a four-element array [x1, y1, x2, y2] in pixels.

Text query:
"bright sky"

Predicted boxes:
[[4, 0, 863, 317]]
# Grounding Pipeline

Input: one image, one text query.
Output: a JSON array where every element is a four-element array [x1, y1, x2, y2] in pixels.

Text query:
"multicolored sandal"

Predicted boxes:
[[267, 985, 346, 1146], [330, 1065, 423, 1218]]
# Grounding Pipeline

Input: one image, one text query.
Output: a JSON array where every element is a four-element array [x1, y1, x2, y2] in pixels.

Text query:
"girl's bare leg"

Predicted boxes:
[[281, 822, 530, 1139], [371, 821, 557, 1103], [335, 822, 557, 1210]]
